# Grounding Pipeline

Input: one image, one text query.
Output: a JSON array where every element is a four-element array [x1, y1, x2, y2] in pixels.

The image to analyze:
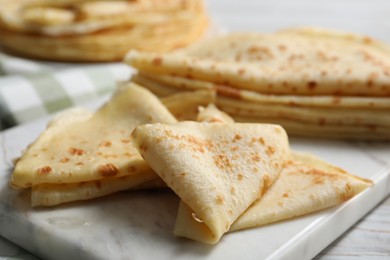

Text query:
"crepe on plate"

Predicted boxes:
[[126, 27, 390, 139], [132, 121, 290, 243], [12, 82, 177, 191], [132, 106, 371, 243], [0, 0, 209, 61], [175, 151, 372, 235], [30, 98, 218, 207]]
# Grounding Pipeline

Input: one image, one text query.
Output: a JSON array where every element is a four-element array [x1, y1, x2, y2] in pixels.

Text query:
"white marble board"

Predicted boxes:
[[0, 103, 389, 260]]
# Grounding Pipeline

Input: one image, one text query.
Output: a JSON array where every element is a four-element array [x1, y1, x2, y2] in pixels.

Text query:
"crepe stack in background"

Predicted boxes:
[[0, 0, 209, 61], [126, 27, 390, 139]]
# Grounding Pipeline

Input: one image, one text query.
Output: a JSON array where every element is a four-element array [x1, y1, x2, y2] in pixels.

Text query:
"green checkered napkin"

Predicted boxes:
[[0, 52, 132, 130]]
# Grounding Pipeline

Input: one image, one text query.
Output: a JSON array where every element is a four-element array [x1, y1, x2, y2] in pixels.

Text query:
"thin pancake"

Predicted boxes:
[[126, 28, 390, 96], [12, 83, 177, 188], [132, 122, 289, 244]]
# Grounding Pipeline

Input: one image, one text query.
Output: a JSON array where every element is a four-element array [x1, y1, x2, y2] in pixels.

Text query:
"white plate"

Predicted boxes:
[[0, 101, 389, 260]]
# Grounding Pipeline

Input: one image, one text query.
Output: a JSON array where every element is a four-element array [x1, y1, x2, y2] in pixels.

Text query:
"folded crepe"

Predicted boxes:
[[12, 82, 177, 189], [30, 98, 218, 207], [175, 152, 372, 235], [0, 0, 209, 61], [126, 27, 390, 139], [132, 105, 371, 243], [132, 121, 290, 244]]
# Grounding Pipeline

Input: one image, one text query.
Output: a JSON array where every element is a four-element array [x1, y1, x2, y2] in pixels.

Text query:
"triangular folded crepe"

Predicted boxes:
[[230, 152, 372, 230], [12, 83, 177, 188], [174, 152, 372, 235], [132, 121, 290, 243], [30, 101, 220, 207]]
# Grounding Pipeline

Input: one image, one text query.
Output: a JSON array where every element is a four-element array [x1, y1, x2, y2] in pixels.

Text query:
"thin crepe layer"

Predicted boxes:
[[230, 152, 372, 230], [12, 83, 177, 188], [130, 73, 390, 139], [174, 152, 372, 235], [132, 122, 289, 243], [0, 0, 208, 61], [126, 28, 390, 97], [30, 99, 220, 207]]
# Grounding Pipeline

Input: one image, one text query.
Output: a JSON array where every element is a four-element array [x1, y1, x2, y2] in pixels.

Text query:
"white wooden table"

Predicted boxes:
[[207, 1, 390, 258]]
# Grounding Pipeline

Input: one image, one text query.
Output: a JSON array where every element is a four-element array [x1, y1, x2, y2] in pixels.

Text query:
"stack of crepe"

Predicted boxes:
[[126, 27, 390, 139], [12, 83, 372, 244], [0, 0, 208, 61]]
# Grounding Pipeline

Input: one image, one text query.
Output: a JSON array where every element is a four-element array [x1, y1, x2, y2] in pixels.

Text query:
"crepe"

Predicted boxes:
[[12, 82, 177, 188], [126, 27, 390, 139], [175, 152, 372, 235], [229, 151, 372, 230], [132, 121, 290, 243], [0, 0, 209, 61], [126, 27, 390, 96], [29, 96, 219, 207]]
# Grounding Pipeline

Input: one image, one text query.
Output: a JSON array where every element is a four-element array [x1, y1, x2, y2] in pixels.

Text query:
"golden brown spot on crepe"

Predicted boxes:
[[312, 175, 324, 185], [69, 147, 85, 156], [282, 81, 289, 87], [37, 166, 52, 175], [247, 46, 274, 59], [124, 152, 133, 157], [233, 134, 242, 142], [266, 145, 275, 156], [282, 192, 290, 198], [228, 209, 233, 216], [307, 81, 317, 90], [215, 194, 224, 205], [363, 37, 373, 44], [60, 157, 70, 163], [319, 118, 326, 126], [185, 135, 206, 153], [213, 153, 233, 170], [98, 163, 119, 177], [320, 70, 328, 76], [121, 139, 130, 144], [237, 174, 244, 181], [268, 84, 274, 89], [32, 154, 38, 157], [179, 172, 186, 178], [76, 162, 84, 166], [251, 154, 261, 162], [230, 146, 238, 152], [152, 57, 163, 66], [99, 141, 112, 147], [278, 201, 284, 207], [338, 183, 354, 201], [230, 186, 236, 195]]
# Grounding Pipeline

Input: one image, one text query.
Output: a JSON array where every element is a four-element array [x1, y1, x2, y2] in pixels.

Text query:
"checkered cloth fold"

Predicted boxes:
[[0, 52, 132, 130]]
